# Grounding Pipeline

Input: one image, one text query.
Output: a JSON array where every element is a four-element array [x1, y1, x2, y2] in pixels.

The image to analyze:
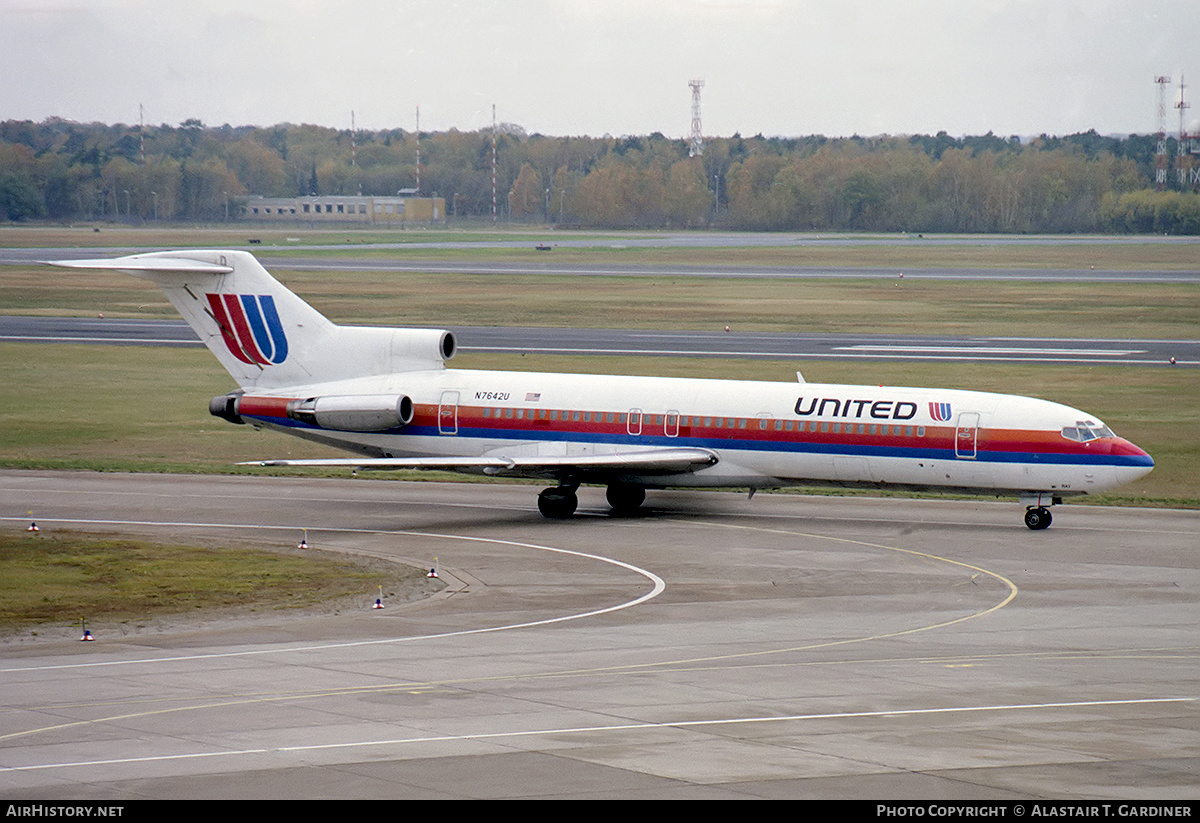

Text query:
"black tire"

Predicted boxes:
[[538, 487, 578, 519], [1024, 507, 1052, 530], [606, 483, 646, 514]]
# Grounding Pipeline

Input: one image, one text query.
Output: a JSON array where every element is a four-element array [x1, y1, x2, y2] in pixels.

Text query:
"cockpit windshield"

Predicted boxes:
[[1060, 420, 1115, 442]]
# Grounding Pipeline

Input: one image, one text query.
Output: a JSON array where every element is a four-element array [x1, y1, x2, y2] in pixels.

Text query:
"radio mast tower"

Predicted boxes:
[[1176, 75, 1192, 189], [492, 104, 498, 225], [1155, 75, 1171, 190], [688, 79, 705, 158]]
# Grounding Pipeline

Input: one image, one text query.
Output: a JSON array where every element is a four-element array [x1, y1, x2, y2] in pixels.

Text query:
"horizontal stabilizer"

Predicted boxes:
[[47, 255, 233, 275]]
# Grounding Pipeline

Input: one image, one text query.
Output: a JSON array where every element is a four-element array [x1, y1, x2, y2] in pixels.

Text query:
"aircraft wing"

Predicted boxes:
[[242, 447, 719, 481]]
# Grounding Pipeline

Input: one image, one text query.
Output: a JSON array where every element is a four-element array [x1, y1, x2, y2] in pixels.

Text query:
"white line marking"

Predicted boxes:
[[839, 345, 1145, 356], [0, 516, 665, 673], [4, 698, 1190, 772], [0, 335, 195, 345], [461, 346, 1186, 365]]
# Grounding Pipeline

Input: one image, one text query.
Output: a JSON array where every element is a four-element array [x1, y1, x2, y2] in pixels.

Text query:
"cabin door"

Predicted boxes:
[[627, 408, 642, 436], [438, 391, 459, 435], [955, 412, 979, 459], [665, 410, 680, 437]]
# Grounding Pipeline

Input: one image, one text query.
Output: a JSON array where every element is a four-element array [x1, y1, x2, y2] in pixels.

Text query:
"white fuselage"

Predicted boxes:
[[237, 367, 1154, 498]]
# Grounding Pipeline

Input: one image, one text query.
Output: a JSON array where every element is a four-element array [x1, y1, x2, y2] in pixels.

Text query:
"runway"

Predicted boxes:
[[3, 316, 1194, 367], [5, 242, 1199, 283], [1, 472, 1196, 799]]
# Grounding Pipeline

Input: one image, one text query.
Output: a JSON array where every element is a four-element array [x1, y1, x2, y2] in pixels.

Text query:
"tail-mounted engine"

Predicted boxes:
[[209, 392, 245, 425], [285, 395, 414, 432], [209, 392, 415, 432]]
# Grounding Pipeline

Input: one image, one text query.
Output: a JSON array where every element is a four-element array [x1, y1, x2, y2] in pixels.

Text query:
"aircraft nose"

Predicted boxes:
[[1109, 437, 1155, 481]]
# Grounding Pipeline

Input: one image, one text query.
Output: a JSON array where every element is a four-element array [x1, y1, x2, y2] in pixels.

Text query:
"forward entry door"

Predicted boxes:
[[955, 412, 979, 459]]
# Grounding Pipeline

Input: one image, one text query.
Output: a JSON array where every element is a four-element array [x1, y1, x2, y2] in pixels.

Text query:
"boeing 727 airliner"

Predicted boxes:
[[49, 250, 1154, 529]]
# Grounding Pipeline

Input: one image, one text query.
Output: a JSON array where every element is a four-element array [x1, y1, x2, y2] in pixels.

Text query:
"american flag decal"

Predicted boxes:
[[525, 392, 542, 402]]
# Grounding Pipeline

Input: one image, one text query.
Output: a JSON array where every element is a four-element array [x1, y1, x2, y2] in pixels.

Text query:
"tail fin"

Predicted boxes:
[[48, 250, 455, 390]]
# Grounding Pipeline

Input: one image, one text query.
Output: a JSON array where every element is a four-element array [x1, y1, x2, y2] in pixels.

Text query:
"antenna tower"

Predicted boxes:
[[138, 104, 145, 164], [688, 79, 705, 158], [1155, 75, 1171, 189], [350, 110, 357, 167], [1176, 75, 1193, 189], [492, 104, 498, 225], [415, 105, 421, 194]]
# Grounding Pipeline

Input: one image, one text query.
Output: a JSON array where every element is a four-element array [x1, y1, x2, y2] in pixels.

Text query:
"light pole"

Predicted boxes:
[[151, 191, 158, 221]]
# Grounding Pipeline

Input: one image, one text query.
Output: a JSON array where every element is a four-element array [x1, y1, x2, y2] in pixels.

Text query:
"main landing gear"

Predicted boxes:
[[537, 483, 648, 519], [605, 483, 646, 515], [537, 486, 578, 519]]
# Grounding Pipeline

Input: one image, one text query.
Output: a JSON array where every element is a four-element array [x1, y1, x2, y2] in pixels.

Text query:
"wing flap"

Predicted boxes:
[[242, 447, 719, 479]]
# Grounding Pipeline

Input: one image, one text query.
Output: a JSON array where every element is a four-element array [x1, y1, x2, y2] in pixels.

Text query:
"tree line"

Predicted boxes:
[[2, 117, 1198, 233]]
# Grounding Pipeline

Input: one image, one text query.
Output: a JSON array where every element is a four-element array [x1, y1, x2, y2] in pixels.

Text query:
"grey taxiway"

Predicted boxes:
[[1, 472, 1196, 799]]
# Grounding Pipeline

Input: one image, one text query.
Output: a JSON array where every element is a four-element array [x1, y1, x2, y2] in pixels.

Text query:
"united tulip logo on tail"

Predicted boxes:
[[207, 293, 289, 365]]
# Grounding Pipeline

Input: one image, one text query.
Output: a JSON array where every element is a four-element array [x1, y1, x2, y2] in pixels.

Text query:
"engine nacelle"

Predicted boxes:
[[285, 394, 414, 432], [393, 328, 456, 364], [209, 392, 245, 425], [333, 327, 457, 376]]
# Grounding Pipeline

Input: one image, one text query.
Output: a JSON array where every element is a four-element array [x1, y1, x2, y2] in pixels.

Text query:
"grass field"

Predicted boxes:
[[0, 529, 433, 636], [7, 262, 1200, 340]]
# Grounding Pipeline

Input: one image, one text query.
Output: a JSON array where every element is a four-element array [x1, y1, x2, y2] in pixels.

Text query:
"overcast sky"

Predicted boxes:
[[3, 1, 1197, 140]]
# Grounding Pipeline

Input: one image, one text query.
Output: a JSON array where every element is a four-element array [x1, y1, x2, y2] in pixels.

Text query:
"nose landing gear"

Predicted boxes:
[[1024, 506, 1052, 530], [1021, 493, 1061, 530]]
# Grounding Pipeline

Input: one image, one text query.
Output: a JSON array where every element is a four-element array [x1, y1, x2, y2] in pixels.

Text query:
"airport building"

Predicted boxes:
[[243, 195, 445, 224]]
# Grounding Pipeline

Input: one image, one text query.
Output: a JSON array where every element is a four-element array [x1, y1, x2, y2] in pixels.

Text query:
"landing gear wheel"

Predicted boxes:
[[606, 483, 646, 515], [538, 487, 578, 519], [1024, 507, 1052, 530]]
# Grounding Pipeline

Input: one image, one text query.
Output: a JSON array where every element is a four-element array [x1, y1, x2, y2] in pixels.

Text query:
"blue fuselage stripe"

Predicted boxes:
[[244, 416, 1152, 469]]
